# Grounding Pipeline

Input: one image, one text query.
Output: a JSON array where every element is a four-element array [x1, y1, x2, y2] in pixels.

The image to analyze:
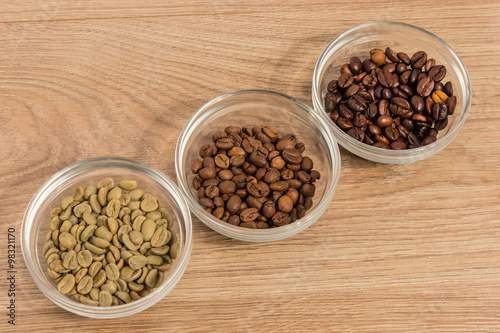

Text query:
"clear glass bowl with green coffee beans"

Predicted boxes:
[[21, 157, 192, 318]]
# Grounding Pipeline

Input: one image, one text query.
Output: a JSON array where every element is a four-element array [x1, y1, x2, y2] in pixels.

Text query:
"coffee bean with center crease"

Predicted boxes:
[[428, 65, 447, 82], [338, 73, 354, 89], [347, 95, 368, 112], [377, 68, 394, 88], [410, 51, 427, 69], [282, 148, 302, 164], [416, 76, 435, 97], [240, 208, 259, 222]]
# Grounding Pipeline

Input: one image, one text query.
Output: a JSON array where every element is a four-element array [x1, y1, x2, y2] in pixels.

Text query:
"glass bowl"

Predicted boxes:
[[175, 90, 341, 242], [312, 21, 471, 163], [21, 157, 193, 318]]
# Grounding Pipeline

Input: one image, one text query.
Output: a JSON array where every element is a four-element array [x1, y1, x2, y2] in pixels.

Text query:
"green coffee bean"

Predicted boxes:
[[116, 278, 128, 292], [105, 263, 120, 281], [106, 199, 121, 218], [128, 255, 147, 270], [130, 291, 141, 301], [117, 225, 132, 243], [156, 263, 172, 272], [154, 271, 165, 288], [130, 209, 143, 221], [140, 196, 158, 212], [50, 207, 63, 218], [89, 194, 101, 214], [99, 291, 113, 307], [107, 218, 119, 235], [61, 196, 74, 211], [89, 288, 100, 301], [170, 243, 179, 260], [77, 275, 93, 294], [59, 220, 72, 233], [82, 212, 96, 225], [74, 268, 88, 284], [63, 250, 78, 270], [48, 269, 61, 279], [116, 291, 132, 304], [50, 216, 61, 231], [59, 232, 77, 249], [97, 177, 114, 190], [127, 201, 140, 211], [95, 226, 113, 242], [141, 219, 156, 242], [85, 242, 107, 255], [59, 206, 72, 221], [88, 262, 102, 277], [145, 269, 158, 288], [57, 274, 75, 294], [139, 242, 151, 254], [107, 187, 122, 201], [100, 282, 117, 295], [118, 180, 137, 190], [73, 203, 92, 217], [150, 245, 169, 256], [129, 230, 144, 245], [147, 255, 163, 266], [145, 211, 162, 221], [122, 233, 139, 251], [98, 187, 108, 207], [91, 236, 110, 249], [79, 295, 99, 306], [129, 188, 144, 201], [150, 227, 170, 247], [73, 186, 84, 201], [42, 240, 54, 255], [77, 250, 92, 268], [120, 194, 131, 206], [84, 185, 97, 200], [132, 216, 147, 231], [93, 270, 107, 288]]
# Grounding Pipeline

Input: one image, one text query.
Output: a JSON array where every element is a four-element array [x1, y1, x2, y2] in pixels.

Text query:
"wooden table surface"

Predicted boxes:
[[1, 1, 499, 332]]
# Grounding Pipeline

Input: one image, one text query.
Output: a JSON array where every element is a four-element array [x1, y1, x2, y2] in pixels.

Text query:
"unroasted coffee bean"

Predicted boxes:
[[192, 126, 320, 227]]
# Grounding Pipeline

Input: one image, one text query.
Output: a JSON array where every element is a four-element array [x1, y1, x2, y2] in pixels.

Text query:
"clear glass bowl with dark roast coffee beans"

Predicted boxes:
[[324, 47, 456, 150]]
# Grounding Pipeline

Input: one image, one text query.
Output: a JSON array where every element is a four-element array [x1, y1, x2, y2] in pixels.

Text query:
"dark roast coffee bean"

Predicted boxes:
[[246, 181, 270, 198], [377, 68, 394, 88], [338, 73, 354, 89], [447, 96, 457, 115], [444, 81, 453, 97], [397, 52, 410, 65], [327, 80, 338, 93], [219, 180, 236, 194], [350, 57, 362, 74], [363, 58, 378, 73], [410, 95, 425, 113], [390, 141, 406, 150], [347, 95, 368, 112], [339, 104, 354, 120], [240, 208, 259, 222]]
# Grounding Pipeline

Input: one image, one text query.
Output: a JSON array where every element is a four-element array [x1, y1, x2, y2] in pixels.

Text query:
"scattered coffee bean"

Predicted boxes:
[[324, 48, 456, 149], [43, 178, 178, 307], [192, 126, 321, 228]]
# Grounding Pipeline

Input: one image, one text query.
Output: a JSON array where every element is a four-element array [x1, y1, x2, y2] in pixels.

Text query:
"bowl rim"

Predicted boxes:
[[21, 156, 193, 318], [175, 89, 341, 242], [311, 21, 472, 162]]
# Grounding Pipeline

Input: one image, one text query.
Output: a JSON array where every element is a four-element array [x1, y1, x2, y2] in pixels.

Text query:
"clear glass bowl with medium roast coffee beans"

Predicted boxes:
[[176, 90, 341, 242], [312, 21, 471, 163], [22, 157, 193, 318]]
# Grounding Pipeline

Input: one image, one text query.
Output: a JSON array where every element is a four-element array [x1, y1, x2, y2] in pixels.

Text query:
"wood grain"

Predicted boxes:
[[0, 1, 499, 332]]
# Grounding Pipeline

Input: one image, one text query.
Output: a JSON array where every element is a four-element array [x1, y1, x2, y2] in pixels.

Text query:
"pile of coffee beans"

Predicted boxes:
[[191, 125, 321, 228], [43, 178, 178, 307], [325, 48, 457, 149]]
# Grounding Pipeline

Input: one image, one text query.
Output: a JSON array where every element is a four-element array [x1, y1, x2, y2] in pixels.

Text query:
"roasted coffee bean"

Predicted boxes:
[[383, 47, 396, 62], [191, 159, 203, 174], [338, 73, 354, 89], [432, 103, 448, 121], [347, 95, 367, 112], [385, 126, 400, 142], [428, 65, 447, 82], [377, 68, 394, 88], [377, 115, 394, 128], [447, 96, 457, 115], [282, 149, 302, 164], [362, 74, 378, 88], [350, 57, 363, 74], [444, 81, 453, 97], [327, 80, 338, 93], [410, 95, 425, 113], [339, 104, 354, 120], [390, 141, 406, 150], [397, 52, 410, 65], [425, 58, 436, 72], [435, 117, 448, 130], [344, 84, 360, 98], [366, 102, 378, 119], [416, 76, 435, 97], [370, 49, 386, 65], [410, 51, 427, 69]]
